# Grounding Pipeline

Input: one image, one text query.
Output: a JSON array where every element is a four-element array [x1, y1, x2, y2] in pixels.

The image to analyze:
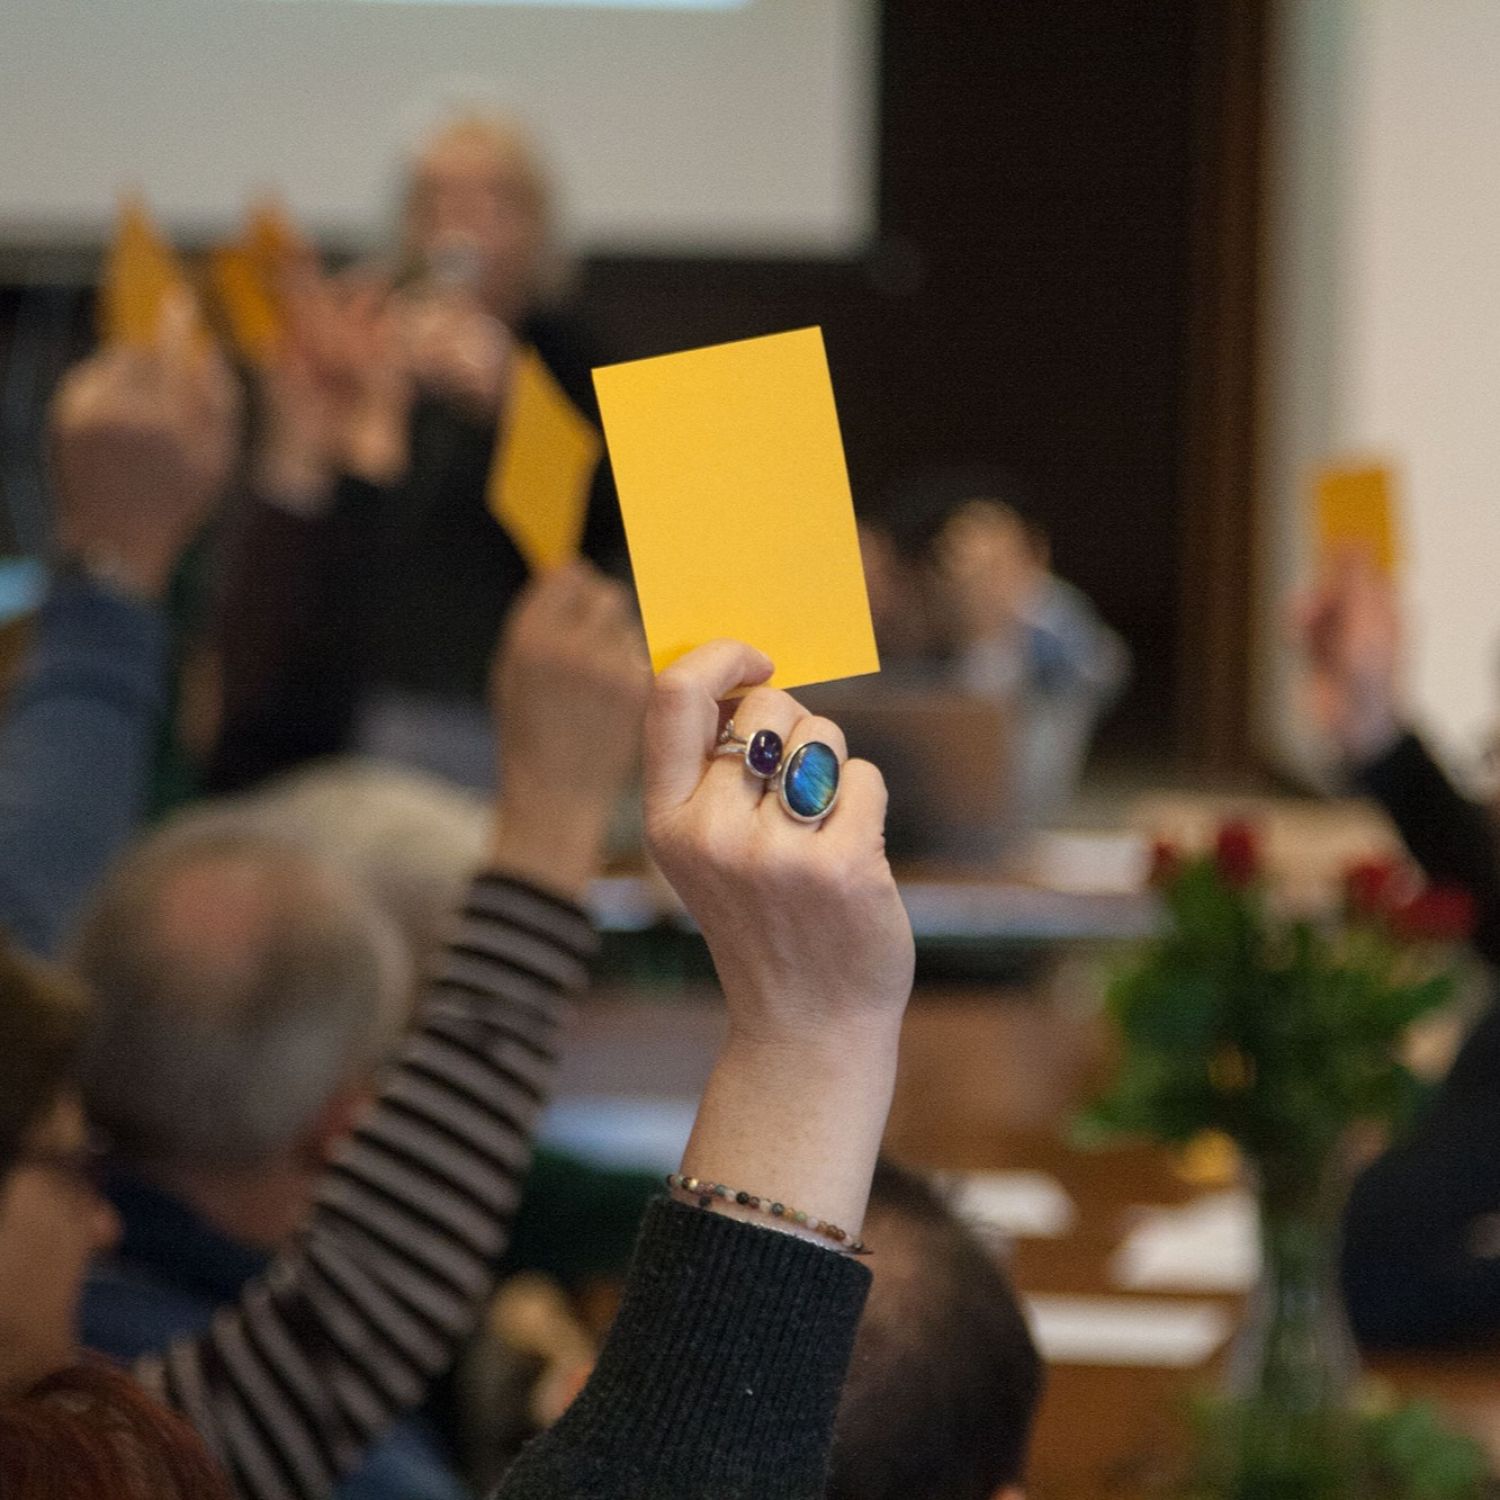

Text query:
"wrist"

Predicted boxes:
[[341, 407, 409, 486], [679, 1027, 901, 1242], [491, 794, 612, 903]]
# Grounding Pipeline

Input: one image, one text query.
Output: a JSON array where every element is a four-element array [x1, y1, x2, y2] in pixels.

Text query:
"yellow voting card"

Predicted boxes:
[[245, 198, 306, 271], [211, 199, 306, 363], [210, 245, 282, 363], [489, 347, 603, 571], [98, 199, 191, 347], [1314, 463, 1398, 575], [592, 327, 879, 689]]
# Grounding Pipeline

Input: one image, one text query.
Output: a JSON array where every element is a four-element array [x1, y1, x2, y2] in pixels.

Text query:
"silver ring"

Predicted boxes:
[[712, 720, 784, 779], [774, 741, 841, 824]]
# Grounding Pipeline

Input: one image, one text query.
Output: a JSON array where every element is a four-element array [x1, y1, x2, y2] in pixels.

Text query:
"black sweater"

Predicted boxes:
[[494, 1200, 872, 1499], [1342, 731, 1500, 1348], [206, 308, 626, 794]]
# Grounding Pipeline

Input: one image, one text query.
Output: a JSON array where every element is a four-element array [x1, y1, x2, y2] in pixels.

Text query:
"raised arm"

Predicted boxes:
[[497, 640, 916, 1499], [0, 320, 237, 956], [137, 564, 649, 1500], [1297, 555, 1500, 962], [208, 268, 413, 792]]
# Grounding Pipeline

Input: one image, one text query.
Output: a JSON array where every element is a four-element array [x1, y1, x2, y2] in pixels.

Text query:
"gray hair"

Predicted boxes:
[[73, 812, 411, 1170], [243, 758, 488, 968]]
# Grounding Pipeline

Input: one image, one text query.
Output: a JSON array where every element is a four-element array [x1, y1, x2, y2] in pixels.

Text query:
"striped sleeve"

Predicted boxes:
[[132, 872, 597, 1500]]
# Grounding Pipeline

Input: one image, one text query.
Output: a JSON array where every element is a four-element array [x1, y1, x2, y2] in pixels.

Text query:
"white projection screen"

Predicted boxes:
[[0, 0, 876, 256]]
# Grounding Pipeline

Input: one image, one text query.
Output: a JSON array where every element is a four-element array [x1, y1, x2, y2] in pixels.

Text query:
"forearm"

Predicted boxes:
[[1353, 731, 1500, 963], [679, 1023, 901, 1244], [0, 574, 168, 956], [139, 872, 597, 1500], [495, 1199, 871, 1499]]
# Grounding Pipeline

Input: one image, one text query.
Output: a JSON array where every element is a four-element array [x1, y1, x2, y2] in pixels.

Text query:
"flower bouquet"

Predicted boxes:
[[1083, 822, 1484, 1499]]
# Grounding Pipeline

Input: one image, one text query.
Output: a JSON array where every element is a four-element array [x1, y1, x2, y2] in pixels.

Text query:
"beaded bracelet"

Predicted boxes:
[[666, 1172, 870, 1255]]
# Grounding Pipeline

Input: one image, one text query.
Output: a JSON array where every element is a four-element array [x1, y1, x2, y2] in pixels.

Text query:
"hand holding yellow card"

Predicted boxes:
[[489, 348, 603, 571], [211, 198, 308, 364], [98, 198, 193, 348], [593, 327, 878, 689], [1314, 462, 1399, 576]]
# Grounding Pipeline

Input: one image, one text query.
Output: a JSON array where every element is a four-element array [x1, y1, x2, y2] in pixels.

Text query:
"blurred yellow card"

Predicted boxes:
[[98, 199, 189, 347], [593, 327, 878, 688], [211, 198, 306, 363], [210, 245, 282, 363], [489, 347, 603, 571], [1314, 463, 1398, 575], [246, 198, 306, 270]]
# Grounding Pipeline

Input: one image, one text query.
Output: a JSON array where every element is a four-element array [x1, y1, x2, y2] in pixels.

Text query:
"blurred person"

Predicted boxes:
[[0, 938, 235, 1498], [1298, 551, 1500, 962], [73, 562, 648, 1500], [0, 387, 647, 1500], [864, 468, 1128, 840], [1, 634, 921, 1499], [209, 111, 625, 794], [0, 320, 239, 958], [1297, 554, 1500, 1348], [827, 1160, 1042, 1500], [240, 759, 489, 968]]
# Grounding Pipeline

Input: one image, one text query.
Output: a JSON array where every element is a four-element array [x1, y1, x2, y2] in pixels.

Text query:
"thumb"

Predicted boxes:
[[644, 640, 774, 814]]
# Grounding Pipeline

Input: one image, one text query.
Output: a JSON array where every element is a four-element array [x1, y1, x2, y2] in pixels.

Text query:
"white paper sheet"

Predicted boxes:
[[1024, 1294, 1235, 1368], [1111, 1191, 1260, 1293], [938, 1170, 1078, 1240]]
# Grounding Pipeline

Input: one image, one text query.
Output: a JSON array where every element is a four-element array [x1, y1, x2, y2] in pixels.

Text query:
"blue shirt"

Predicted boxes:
[[83, 1167, 471, 1500], [0, 573, 169, 958]]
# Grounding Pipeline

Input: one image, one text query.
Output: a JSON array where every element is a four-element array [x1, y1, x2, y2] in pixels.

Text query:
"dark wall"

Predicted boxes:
[[2, 0, 1246, 760]]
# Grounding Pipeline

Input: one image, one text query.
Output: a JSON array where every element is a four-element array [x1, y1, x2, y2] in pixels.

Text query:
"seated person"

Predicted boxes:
[[827, 1160, 1042, 1500], [0, 637, 921, 1500], [1297, 555, 1500, 1347], [74, 562, 647, 1500], [861, 467, 1129, 842]]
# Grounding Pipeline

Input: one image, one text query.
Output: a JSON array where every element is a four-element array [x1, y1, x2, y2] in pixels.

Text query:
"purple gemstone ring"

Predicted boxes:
[[712, 720, 785, 779]]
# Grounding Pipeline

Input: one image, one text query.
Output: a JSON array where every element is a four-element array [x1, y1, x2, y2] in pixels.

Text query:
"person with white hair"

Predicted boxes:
[[210, 111, 625, 795]]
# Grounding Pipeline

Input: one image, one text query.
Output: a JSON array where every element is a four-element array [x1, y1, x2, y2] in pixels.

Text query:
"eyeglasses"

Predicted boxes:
[[14, 1136, 111, 1196]]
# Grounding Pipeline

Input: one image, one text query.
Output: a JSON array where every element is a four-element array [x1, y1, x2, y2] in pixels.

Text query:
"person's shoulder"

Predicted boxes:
[[80, 1258, 217, 1364]]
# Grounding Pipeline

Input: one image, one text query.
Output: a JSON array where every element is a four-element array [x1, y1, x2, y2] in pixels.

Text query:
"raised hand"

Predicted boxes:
[[399, 287, 514, 420], [254, 265, 412, 509], [643, 640, 914, 1240], [1295, 551, 1402, 764], [50, 296, 239, 599], [933, 499, 1048, 645], [490, 562, 651, 900]]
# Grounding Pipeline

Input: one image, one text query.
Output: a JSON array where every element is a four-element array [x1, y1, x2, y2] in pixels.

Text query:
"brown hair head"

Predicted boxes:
[[0, 1359, 232, 1498]]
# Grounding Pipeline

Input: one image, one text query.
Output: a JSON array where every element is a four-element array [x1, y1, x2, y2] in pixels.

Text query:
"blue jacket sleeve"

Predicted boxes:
[[0, 573, 169, 957]]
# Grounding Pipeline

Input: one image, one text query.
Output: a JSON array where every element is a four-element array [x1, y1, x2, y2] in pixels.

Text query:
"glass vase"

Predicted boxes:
[[1214, 1150, 1367, 1500]]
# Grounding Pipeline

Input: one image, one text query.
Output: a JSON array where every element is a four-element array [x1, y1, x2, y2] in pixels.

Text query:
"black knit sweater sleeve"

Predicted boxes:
[[494, 1199, 872, 1499], [1354, 731, 1500, 967]]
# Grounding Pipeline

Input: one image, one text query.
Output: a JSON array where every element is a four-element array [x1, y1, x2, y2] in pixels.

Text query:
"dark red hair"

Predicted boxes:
[[0, 1358, 232, 1499]]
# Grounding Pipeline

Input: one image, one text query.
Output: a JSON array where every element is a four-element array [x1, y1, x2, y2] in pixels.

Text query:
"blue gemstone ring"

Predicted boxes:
[[776, 740, 841, 824], [713, 721, 784, 780]]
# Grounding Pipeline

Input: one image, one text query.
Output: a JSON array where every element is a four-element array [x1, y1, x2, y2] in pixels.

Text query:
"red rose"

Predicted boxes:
[[1389, 885, 1476, 944], [1149, 838, 1182, 889], [1344, 858, 1404, 917], [1213, 820, 1261, 888]]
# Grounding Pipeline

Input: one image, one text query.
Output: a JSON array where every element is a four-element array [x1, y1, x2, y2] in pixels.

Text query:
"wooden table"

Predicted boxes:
[[557, 982, 1500, 1499]]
